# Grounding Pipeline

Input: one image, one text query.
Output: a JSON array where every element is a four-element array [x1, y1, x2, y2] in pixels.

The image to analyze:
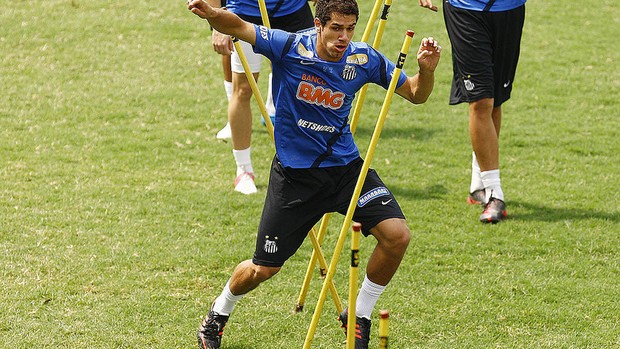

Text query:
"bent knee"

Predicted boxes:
[[373, 219, 410, 249]]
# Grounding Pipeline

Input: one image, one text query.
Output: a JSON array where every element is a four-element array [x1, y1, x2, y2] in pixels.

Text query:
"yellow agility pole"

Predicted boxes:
[[231, 0, 272, 138], [346, 223, 362, 349], [294, 0, 384, 311], [257, 0, 271, 28], [232, 37, 274, 139], [308, 225, 344, 314], [359, 0, 383, 43], [349, 0, 394, 134], [302, 30, 415, 349], [378, 310, 389, 349], [295, 215, 334, 312]]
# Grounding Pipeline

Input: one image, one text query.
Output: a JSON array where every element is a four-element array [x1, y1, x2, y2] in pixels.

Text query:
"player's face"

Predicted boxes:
[[315, 13, 357, 62]]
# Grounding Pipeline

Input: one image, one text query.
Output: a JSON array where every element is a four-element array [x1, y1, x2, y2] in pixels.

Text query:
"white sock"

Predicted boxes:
[[232, 147, 253, 176], [355, 275, 386, 320], [212, 280, 244, 316], [224, 80, 233, 101], [470, 151, 484, 193], [481, 169, 504, 202], [265, 73, 276, 116]]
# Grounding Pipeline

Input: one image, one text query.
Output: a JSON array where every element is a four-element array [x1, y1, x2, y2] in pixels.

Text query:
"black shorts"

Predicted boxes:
[[443, 3, 525, 107], [238, 2, 314, 33], [253, 157, 406, 267]]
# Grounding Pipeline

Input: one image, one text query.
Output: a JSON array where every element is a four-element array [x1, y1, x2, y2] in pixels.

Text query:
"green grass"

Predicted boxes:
[[1, 0, 619, 348]]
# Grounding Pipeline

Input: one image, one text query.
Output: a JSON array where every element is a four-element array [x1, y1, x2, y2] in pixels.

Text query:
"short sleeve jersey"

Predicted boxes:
[[252, 25, 407, 169], [448, 0, 526, 11]]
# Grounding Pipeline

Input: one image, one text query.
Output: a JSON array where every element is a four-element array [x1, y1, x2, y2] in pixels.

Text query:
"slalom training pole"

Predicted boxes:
[[359, 0, 383, 43], [230, 0, 274, 142], [307, 226, 344, 314], [378, 310, 389, 349], [346, 223, 362, 349], [349, 0, 394, 134], [232, 37, 274, 140], [257, 0, 271, 28], [302, 30, 415, 349], [296, 215, 333, 312], [295, 0, 383, 310]]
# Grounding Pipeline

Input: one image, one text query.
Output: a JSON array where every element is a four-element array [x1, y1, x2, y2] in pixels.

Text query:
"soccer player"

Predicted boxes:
[[187, 0, 441, 347], [419, 0, 527, 223]]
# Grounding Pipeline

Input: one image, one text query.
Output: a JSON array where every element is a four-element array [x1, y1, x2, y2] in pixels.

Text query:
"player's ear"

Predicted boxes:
[[314, 18, 322, 32]]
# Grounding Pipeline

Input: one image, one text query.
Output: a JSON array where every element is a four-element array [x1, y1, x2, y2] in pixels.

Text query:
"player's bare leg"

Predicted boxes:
[[230, 71, 259, 194], [469, 98, 506, 223]]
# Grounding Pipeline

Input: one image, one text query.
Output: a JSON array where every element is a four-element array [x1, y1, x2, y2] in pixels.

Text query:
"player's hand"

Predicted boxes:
[[417, 37, 441, 73], [418, 0, 438, 12], [212, 30, 233, 55], [187, 0, 217, 19]]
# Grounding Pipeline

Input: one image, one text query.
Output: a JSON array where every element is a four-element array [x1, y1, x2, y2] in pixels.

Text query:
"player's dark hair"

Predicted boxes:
[[315, 0, 359, 26]]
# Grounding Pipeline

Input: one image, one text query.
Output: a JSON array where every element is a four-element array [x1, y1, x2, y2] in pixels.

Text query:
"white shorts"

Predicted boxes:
[[231, 40, 263, 74]]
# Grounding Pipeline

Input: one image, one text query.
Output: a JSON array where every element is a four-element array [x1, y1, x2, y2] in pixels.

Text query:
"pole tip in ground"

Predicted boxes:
[[406, 30, 414, 37], [380, 310, 389, 319], [352, 222, 362, 232]]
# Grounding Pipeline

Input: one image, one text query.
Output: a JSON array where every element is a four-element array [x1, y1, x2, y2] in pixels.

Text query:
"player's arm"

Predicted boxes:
[[395, 37, 442, 104], [188, 0, 257, 45]]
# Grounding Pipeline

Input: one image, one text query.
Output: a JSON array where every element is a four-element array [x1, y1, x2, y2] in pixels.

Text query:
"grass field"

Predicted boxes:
[[1, 0, 619, 348]]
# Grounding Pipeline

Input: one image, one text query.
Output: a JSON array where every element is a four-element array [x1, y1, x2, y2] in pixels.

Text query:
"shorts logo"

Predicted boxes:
[[358, 187, 390, 207], [341, 64, 357, 81], [259, 26, 269, 40], [263, 236, 278, 254], [296, 81, 345, 109], [464, 79, 475, 91]]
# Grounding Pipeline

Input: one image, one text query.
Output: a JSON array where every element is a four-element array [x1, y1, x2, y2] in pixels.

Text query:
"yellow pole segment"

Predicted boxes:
[[349, 0, 394, 134], [257, 0, 271, 28], [302, 30, 414, 349], [359, 0, 383, 43], [295, 215, 334, 312], [232, 38, 274, 140], [378, 310, 389, 349], [308, 226, 344, 314], [346, 223, 362, 349]]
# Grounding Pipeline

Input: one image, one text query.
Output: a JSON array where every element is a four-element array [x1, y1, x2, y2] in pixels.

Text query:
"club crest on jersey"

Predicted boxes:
[[296, 81, 345, 109], [263, 236, 278, 254], [297, 43, 313, 59], [358, 187, 390, 207], [341, 64, 357, 81], [346, 54, 368, 65]]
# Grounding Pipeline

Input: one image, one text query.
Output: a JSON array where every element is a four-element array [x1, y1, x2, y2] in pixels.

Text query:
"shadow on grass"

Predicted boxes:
[[509, 200, 620, 223]]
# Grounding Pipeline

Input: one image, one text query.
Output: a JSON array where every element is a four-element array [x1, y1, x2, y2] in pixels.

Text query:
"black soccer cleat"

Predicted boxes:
[[338, 308, 371, 349], [479, 197, 507, 223], [197, 304, 229, 349]]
